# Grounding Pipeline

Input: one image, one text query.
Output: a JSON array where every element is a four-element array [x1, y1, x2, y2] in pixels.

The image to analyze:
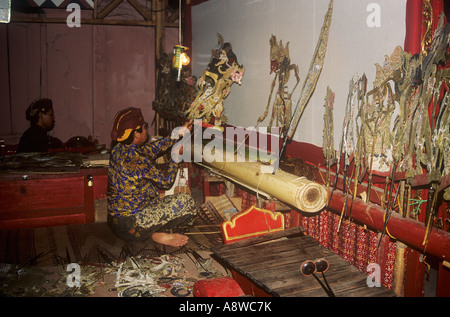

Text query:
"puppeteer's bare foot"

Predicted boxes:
[[151, 232, 189, 247]]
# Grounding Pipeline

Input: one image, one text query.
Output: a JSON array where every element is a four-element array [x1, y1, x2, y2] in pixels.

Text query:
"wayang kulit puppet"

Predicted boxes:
[[185, 34, 245, 128], [257, 35, 300, 134], [153, 52, 197, 131], [325, 13, 450, 241]]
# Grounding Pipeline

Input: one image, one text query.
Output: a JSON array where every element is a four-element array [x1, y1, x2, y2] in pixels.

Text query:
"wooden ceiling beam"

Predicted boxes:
[[10, 16, 178, 27], [126, 0, 153, 21], [167, 8, 179, 23], [97, 0, 123, 20], [10, 0, 183, 27]]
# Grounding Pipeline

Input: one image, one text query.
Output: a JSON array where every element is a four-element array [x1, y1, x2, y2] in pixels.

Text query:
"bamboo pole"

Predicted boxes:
[[391, 180, 407, 297], [392, 241, 407, 296], [198, 149, 328, 214]]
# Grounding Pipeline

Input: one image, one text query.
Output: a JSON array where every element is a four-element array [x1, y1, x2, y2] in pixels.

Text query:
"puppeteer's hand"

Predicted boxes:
[[172, 120, 193, 156], [174, 142, 184, 155], [178, 120, 192, 155], [182, 120, 193, 133], [171, 119, 193, 141], [177, 119, 193, 139]]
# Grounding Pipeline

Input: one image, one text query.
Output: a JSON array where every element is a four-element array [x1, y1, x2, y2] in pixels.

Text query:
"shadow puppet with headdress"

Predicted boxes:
[[185, 33, 245, 128]]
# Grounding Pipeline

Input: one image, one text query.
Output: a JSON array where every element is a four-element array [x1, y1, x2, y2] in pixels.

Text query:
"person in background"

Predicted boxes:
[[107, 107, 197, 247], [17, 98, 61, 153]]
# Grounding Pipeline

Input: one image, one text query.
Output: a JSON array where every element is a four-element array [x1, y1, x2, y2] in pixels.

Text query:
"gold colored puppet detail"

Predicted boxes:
[[322, 86, 335, 187], [185, 34, 245, 128], [421, 0, 433, 56], [364, 46, 405, 176], [322, 9, 450, 252], [257, 35, 300, 133]]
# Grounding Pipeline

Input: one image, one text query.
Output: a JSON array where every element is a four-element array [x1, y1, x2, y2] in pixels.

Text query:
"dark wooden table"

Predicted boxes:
[[212, 227, 396, 297]]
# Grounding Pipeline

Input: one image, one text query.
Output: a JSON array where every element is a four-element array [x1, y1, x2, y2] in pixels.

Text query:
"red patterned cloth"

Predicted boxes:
[[296, 210, 396, 289]]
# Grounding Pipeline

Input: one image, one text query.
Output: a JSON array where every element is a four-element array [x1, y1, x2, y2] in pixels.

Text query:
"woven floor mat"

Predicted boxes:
[[0, 221, 223, 267]]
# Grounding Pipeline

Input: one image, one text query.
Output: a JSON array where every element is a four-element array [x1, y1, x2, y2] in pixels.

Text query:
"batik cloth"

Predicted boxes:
[[107, 136, 197, 241], [107, 193, 196, 241]]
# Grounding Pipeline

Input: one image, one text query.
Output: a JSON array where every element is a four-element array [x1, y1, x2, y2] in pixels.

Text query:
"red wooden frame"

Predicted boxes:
[[221, 205, 285, 244]]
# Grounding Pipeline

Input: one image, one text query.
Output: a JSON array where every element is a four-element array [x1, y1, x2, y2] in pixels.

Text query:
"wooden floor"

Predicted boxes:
[[213, 228, 396, 297]]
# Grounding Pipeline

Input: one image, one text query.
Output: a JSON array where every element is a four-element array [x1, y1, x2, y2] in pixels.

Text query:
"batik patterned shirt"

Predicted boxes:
[[107, 136, 179, 217]]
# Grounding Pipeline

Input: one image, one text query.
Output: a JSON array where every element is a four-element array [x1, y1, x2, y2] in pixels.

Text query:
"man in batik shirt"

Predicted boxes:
[[107, 107, 197, 247]]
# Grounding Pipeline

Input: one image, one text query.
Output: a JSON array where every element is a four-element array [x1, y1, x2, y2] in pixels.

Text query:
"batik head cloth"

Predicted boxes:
[[111, 107, 145, 142]]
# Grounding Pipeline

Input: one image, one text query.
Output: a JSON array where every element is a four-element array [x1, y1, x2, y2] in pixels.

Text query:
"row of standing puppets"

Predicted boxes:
[[153, 0, 449, 216], [154, 0, 333, 141], [153, 29, 309, 134]]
